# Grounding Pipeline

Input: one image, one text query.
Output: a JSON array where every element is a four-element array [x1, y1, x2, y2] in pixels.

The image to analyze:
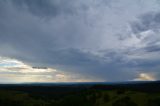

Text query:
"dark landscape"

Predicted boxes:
[[0, 81, 160, 106]]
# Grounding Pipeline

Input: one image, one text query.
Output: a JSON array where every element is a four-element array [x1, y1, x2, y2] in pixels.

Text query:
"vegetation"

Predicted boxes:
[[0, 89, 159, 106]]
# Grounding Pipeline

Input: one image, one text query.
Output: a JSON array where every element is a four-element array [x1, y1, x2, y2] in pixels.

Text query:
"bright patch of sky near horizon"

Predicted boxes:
[[0, 57, 102, 83], [0, 0, 160, 83]]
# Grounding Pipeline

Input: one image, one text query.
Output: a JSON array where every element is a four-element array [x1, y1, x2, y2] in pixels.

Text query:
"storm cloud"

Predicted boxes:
[[0, 0, 160, 82]]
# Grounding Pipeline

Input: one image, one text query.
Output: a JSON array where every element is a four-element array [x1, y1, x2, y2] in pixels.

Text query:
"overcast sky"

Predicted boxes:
[[0, 0, 160, 83]]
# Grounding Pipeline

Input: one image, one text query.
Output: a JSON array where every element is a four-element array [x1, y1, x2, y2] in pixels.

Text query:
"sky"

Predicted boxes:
[[0, 0, 160, 83]]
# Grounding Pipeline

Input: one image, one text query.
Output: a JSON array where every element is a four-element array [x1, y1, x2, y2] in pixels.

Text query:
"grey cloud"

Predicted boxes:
[[0, 0, 160, 81], [131, 12, 160, 34], [130, 11, 160, 55], [10, 0, 101, 19], [144, 44, 160, 52], [11, 0, 74, 18]]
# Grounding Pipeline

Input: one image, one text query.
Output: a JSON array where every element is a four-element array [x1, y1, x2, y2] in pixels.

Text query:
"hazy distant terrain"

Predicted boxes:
[[0, 81, 160, 106]]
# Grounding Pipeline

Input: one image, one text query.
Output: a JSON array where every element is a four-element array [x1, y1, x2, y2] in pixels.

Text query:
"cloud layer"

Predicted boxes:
[[0, 0, 160, 82]]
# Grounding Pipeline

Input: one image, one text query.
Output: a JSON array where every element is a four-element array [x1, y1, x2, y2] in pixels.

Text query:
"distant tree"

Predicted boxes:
[[103, 94, 110, 102], [116, 90, 125, 95], [148, 98, 160, 106], [112, 96, 138, 106]]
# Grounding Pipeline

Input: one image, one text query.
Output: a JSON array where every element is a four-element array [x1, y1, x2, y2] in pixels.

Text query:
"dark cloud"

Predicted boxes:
[[144, 44, 160, 53], [0, 0, 160, 81], [131, 12, 160, 34], [9, 0, 103, 20], [11, 0, 76, 18], [129, 11, 160, 65]]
